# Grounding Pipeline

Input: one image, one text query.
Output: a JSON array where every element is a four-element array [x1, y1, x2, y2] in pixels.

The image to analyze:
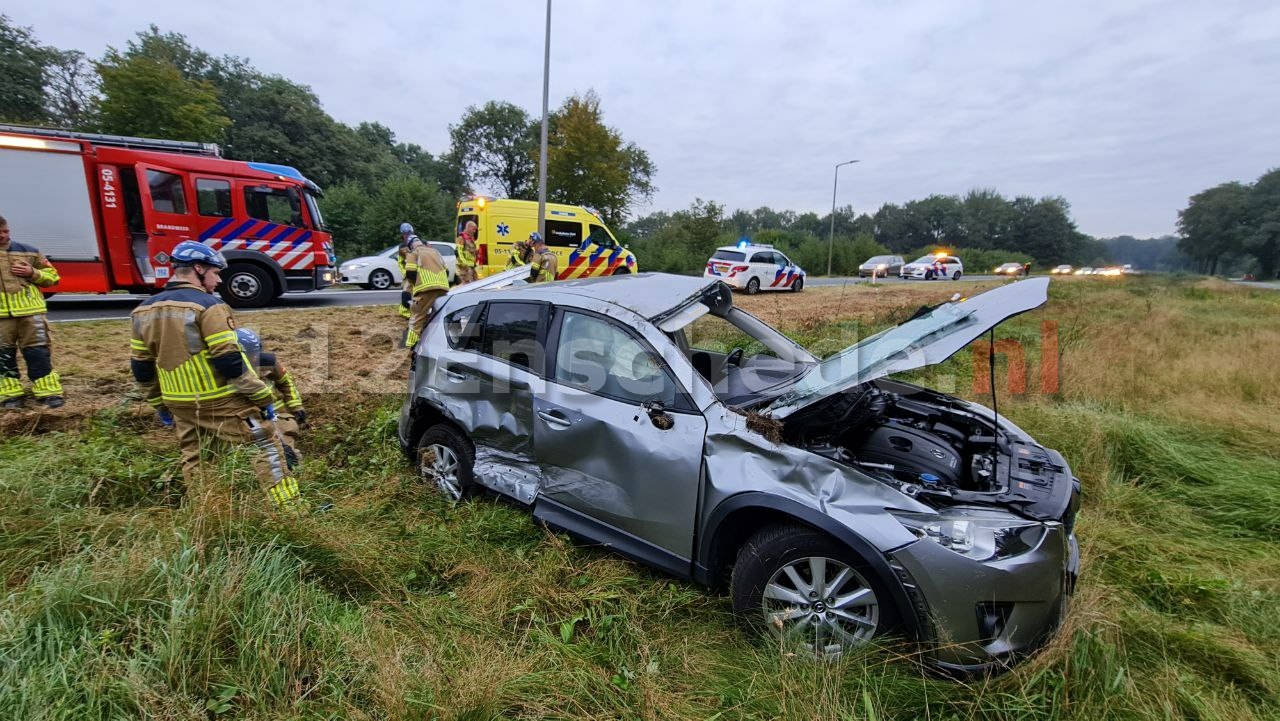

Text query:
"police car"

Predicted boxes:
[[900, 253, 964, 280], [703, 243, 805, 294]]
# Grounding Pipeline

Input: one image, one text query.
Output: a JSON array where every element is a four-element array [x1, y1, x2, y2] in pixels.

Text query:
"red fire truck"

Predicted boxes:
[[0, 124, 336, 308]]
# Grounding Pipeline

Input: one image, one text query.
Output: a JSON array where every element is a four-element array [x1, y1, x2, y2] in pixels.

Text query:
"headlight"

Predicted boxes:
[[889, 507, 1046, 561]]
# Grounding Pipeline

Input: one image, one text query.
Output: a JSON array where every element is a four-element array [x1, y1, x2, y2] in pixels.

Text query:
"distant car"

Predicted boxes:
[[1074, 267, 1093, 276], [994, 263, 1028, 277], [901, 254, 963, 280], [858, 255, 905, 277], [1051, 265, 1073, 275], [339, 242, 458, 289], [704, 243, 806, 294]]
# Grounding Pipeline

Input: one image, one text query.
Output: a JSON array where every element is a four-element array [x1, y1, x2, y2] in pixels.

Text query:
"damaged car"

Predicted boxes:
[[398, 273, 1079, 673]]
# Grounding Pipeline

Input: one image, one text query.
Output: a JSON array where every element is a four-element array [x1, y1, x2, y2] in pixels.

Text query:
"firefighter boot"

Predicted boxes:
[[0, 346, 22, 408], [24, 347, 63, 408]]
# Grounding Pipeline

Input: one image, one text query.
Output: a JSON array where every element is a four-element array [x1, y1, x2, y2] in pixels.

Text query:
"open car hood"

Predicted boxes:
[[765, 277, 1050, 419]]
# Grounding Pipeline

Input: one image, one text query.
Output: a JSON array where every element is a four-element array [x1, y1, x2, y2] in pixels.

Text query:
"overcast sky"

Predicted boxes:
[[12, 1, 1280, 237]]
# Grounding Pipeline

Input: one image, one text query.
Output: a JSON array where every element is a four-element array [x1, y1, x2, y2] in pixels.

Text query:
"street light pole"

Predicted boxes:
[[827, 159, 859, 276], [537, 0, 552, 241]]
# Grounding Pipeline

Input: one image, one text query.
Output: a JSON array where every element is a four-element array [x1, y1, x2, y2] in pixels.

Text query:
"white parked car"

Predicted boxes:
[[339, 242, 458, 289], [900, 254, 964, 280], [703, 243, 806, 294]]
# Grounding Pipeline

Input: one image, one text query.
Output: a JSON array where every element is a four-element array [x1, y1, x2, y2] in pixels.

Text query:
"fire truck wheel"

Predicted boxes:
[[220, 263, 276, 309]]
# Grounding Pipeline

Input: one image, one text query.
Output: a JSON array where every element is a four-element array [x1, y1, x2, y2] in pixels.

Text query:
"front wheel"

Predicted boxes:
[[952, 270, 962, 280], [219, 263, 277, 309], [368, 268, 395, 290], [417, 423, 476, 501], [731, 524, 893, 659], [791, 276, 804, 292]]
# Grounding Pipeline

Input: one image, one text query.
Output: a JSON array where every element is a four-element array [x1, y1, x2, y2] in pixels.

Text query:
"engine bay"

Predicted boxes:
[[781, 378, 1075, 521]]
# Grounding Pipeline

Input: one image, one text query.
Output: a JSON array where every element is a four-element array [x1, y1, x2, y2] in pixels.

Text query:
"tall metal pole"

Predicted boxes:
[[827, 159, 859, 276], [537, 0, 552, 241]]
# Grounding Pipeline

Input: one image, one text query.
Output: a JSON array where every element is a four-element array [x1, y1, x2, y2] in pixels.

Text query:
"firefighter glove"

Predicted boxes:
[[294, 408, 307, 426], [156, 407, 174, 428], [405, 329, 420, 348], [261, 403, 277, 421]]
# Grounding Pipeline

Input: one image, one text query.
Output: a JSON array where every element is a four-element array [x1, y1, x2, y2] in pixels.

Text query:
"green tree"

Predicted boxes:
[[960, 189, 1015, 249], [546, 90, 655, 226], [0, 15, 51, 123], [43, 49, 97, 129], [1245, 168, 1280, 279], [95, 51, 229, 141], [359, 175, 454, 256], [447, 101, 537, 198], [318, 182, 372, 258], [1177, 182, 1250, 275], [1008, 196, 1079, 264]]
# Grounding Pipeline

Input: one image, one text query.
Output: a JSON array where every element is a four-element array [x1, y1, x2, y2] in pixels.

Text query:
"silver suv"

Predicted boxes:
[[398, 272, 1079, 673]]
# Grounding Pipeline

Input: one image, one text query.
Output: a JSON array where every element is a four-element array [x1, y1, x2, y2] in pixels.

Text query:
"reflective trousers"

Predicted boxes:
[[407, 288, 448, 344], [167, 396, 303, 513], [0, 314, 62, 400], [456, 265, 477, 285]]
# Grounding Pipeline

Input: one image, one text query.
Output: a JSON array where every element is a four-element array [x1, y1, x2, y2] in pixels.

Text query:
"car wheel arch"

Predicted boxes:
[[404, 399, 469, 460], [697, 492, 923, 641]]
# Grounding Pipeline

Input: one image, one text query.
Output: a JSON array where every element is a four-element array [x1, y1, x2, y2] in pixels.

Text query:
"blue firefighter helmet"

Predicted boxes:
[[236, 328, 262, 368], [528, 232, 543, 244], [170, 240, 228, 269], [399, 222, 414, 234]]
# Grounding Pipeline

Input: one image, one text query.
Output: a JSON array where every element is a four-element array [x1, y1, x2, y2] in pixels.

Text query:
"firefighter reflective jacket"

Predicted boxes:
[[0, 241, 59, 317], [456, 234, 477, 267], [129, 280, 273, 408], [405, 244, 449, 294], [257, 352, 304, 410], [530, 249, 558, 283]]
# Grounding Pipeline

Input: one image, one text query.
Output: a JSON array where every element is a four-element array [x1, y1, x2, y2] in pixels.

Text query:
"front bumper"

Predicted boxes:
[[889, 523, 1079, 671], [339, 267, 371, 284]]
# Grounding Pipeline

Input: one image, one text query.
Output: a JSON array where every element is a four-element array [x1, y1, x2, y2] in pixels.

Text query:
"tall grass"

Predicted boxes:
[[1, 276, 1277, 719]]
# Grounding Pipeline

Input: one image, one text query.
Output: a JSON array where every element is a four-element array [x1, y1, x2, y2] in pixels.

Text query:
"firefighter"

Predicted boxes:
[[529, 233, 559, 283], [130, 241, 305, 514], [236, 328, 306, 466], [396, 222, 418, 319], [456, 220, 479, 284], [506, 236, 535, 270], [0, 214, 64, 409], [403, 236, 450, 348]]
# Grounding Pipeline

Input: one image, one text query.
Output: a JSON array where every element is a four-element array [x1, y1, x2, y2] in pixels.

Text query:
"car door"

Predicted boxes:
[[533, 308, 708, 572], [136, 164, 197, 284], [431, 301, 547, 480]]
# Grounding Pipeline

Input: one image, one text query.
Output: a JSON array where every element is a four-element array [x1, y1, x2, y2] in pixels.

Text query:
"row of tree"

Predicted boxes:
[[622, 191, 1129, 276], [1177, 169, 1279, 279]]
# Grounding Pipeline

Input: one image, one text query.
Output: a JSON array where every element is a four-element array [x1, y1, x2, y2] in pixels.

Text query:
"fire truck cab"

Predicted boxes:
[[0, 124, 335, 308]]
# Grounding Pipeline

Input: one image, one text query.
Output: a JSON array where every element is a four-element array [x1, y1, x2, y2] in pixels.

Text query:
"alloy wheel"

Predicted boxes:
[[761, 555, 879, 658], [420, 443, 462, 500]]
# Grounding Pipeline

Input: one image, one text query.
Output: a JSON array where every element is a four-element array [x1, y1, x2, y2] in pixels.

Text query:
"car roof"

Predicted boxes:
[[464, 272, 720, 320], [714, 245, 777, 253]]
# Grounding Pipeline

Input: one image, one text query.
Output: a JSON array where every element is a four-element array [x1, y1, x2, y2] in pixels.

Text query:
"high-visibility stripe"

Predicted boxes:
[[130, 338, 149, 352], [204, 330, 237, 346], [31, 372, 62, 398], [155, 351, 237, 402], [0, 376, 22, 400], [412, 268, 449, 294]]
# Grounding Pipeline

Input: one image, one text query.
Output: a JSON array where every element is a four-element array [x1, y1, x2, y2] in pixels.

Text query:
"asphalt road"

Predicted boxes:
[[46, 274, 1002, 323]]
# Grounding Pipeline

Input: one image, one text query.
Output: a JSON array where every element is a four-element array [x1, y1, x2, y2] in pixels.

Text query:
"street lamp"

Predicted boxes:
[[827, 159, 859, 276], [536, 0, 552, 240]]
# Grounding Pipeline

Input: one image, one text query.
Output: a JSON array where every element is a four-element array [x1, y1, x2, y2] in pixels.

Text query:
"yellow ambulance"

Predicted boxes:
[[456, 196, 638, 279]]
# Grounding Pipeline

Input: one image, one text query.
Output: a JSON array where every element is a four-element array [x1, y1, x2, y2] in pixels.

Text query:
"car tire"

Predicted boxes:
[[924, 269, 935, 280], [612, 266, 632, 276], [731, 524, 895, 658], [791, 276, 804, 293], [417, 423, 476, 501], [369, 269, 394, 290], [220, 263, 276, 309], [952, 270, 962, 280], [746, 277, 761, 295]]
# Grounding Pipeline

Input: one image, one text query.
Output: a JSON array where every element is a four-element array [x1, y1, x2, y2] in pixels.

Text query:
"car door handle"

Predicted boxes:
[[536, 410, 571, 427], [444, 369, 469, 383]]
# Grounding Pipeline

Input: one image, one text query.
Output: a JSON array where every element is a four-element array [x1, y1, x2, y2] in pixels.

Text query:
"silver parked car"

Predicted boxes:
[[398, 273, 1079, 672]]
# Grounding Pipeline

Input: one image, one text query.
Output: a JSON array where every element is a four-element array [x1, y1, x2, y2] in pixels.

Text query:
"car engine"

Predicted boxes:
[[781, 378, 1074, 520]]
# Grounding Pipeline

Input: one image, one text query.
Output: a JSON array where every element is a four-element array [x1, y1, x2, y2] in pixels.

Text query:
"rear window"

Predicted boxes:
[[711, 250, 745, 262], [431, 243, 456, 257], [480, 302, 544, 372], [866, 255, 894, 264]]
